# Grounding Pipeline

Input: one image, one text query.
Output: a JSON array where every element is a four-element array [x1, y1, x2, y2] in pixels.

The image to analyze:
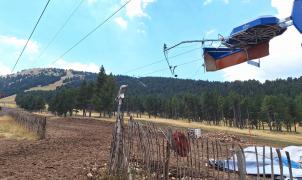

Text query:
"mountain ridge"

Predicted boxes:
[[1, 68, 302, 100]]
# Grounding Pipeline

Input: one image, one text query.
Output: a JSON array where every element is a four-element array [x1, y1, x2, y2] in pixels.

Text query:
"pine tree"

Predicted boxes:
[[93, 66, 107, 117]]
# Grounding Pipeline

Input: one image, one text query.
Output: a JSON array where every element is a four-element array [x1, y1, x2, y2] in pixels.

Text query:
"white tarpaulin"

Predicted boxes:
[[212, 146, 302, 179]]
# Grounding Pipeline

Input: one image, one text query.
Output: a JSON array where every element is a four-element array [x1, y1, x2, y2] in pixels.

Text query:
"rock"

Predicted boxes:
[[87, 173, 93, 178], [92, 167, 97, 172]]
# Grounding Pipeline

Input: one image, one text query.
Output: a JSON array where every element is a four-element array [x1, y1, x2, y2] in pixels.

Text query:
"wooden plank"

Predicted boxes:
[[270, 147, 274, 180], [211, 140, 216, 177], [255, 146, 260, 179], [239, 145, 247, 176], [232, 143, 236, 180], [236, 148, 246, 180], [285, 151, 293, 180], [197, 138, 201, 179], [226, 144, 230, 179], [216, 140, 220, 179], [164, 130, 171, 180], [276, 148, 284, 180], [206, 138, 210, 177], [263, 146, 266, 178]]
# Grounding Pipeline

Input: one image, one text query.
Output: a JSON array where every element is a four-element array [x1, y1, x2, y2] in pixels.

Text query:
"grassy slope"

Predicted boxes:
[[50, 111, 302, 146], [132, 116, 302, 146], [26, 70, 73, 91], [0, 115, 37, 140], [0, 95, 17, 108], [0, 70, 73, 107]]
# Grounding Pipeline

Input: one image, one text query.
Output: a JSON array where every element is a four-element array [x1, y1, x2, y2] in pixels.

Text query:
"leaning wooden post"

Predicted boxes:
[[236, 147, 246, 180], [285, 151, 293, 180], [276, 148, 284, 180], [109, 85, 128, 176], [164, 129, 172, 180]]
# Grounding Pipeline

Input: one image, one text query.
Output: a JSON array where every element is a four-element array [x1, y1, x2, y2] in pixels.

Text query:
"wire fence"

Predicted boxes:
[[109, 118, 296, 180], [0, 108, 46, 139]]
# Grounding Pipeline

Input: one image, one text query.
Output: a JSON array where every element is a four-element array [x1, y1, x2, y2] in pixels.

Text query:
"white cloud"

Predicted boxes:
[[223, 0, 229, 4], [51, 59, 100, 73], [137, 28, 146, 34], [122, 0, 156, 18], [86, 0, 98, 6], [0, 35, 39, 55], [0, 35, 40, 74], [241, 0, 251, 3], [222, 0, 302, 82], [203, 0, 213, 6], [222, 63, 267, 82], [0, 62, 10, 76], [271, 0, 292, 18], [205, 29, 216, 37], [114, 16, 128, 30], [203, 0, 229, 6]]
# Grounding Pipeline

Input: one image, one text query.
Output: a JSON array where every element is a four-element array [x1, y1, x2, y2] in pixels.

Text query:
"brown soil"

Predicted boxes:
[[0, 117, 113, 180]]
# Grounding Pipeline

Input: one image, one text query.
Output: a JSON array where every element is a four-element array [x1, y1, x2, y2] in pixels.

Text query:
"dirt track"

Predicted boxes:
[[0, 118, 113, 180]]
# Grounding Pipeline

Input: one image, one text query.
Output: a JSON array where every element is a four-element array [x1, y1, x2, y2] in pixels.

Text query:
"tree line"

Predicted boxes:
[[123, 91, 302, 132], [16, 66, 117, 117], [15, 66, 302, 132]]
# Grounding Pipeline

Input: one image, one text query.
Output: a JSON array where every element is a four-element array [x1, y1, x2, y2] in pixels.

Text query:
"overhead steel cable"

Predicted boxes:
[[50, 0, 132, 65], [141, 57, 202, 77], [36, 0, 84, 61], [125, 59, 163, 74], [124, 47, 201, 74], [11, 0, 51, 73], [176, 58, 202, 67], [190, 65, 203, 79], [141, 67, 169, 77]]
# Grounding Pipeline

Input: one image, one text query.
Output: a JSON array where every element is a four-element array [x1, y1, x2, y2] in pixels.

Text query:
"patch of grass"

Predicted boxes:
[[47, 111, 302, 146], [0, 115, 37, 140], [0, 95, 17, 108], [26, 70, 74, 92], [127, 116, 302, 146]]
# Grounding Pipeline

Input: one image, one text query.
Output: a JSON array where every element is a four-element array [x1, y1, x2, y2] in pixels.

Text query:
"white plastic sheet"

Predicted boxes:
[[214, 146, 302, 179]]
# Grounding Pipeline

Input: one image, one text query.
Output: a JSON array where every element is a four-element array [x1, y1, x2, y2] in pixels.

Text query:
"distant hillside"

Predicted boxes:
[[1, 68, 302, 99], [0, 68, 95, 97]]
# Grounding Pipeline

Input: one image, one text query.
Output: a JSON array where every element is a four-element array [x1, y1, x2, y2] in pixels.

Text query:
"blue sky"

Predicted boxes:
[[0, 0, 301, 82]]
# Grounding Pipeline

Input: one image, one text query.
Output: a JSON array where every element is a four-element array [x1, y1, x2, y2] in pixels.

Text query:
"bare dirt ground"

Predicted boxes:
[[0, 117, 113, 180], [0, 115, 294, 180]]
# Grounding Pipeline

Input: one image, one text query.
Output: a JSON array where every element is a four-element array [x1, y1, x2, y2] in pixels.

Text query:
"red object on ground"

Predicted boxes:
[[172, 131, 190, 157]]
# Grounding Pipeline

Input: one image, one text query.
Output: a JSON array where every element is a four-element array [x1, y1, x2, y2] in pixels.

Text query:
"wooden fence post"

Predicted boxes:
[[3, 109, 46, 139], [263, 146, 266, 178], [255, 146, 260, 178], [236, 148, 246, 180], [276, 148, 284, 180], [164, 129, 172, 180], [109, 85, 128, 176], [37, 117, 46, 139], [270, 147, 274, 180], [285, 151, 293, 180]]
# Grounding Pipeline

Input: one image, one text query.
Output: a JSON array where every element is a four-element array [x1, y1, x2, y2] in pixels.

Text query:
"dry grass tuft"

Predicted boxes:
[[0, 95, 17, 108], [0, 115, 37, 140], [128, 116, 302, 146], [47, 111, 302, 146]]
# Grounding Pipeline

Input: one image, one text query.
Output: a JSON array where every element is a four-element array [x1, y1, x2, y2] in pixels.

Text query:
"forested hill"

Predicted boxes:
[[1, 68, 302, 98], [116, 75, 302, 98]]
